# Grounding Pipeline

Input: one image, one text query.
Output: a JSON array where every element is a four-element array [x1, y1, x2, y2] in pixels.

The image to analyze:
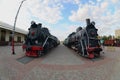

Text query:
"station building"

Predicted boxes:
[[115, 29, 120, 38], [0, 21, 27, 46]]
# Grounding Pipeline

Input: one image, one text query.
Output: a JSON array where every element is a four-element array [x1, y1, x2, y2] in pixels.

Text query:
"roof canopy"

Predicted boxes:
[[0, 21, 27, 34]]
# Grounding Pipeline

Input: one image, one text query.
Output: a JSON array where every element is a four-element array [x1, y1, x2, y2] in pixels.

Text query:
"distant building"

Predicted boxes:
[[0, 21, 27, 46], [115, 29, 120, 38]]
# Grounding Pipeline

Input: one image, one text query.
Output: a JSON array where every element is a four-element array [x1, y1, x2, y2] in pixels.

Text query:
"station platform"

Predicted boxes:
[[0, 45, 120, 80]]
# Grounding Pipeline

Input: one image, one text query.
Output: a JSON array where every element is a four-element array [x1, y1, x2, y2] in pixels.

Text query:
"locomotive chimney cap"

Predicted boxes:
[[31, 21, 35, 25], [86, 18, 90, 26]]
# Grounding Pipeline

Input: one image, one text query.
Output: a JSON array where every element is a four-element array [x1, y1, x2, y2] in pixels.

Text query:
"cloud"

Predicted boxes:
[[69, 1, 109, 21], [0, 0, 120, 41], [0, 0, 19, 25], [69, 4, 90, 22], [50, 24, 78, 41], [69, 0, 120, 36], [0, 0, 31, 31], [97, 0, 101, 2], [74, 0, 80, 4], [27, 0, 63, 24], [0, 0, 65, 32], [111, 0, 119, 3], [101, 1, 108, 9]]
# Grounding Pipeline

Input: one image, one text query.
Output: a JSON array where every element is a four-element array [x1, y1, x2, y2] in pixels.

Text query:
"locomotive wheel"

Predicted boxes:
[[82, 40, 88, 56], [94, 52, 100, 58], [38, 51, 44, 57], [77, 45, 83, 56], [43, 46, 48, 53], [78, 41, 87, 57]]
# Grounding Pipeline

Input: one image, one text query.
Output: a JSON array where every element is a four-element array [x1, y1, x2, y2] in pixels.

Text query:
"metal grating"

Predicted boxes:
[[17, 56, 35, 64]]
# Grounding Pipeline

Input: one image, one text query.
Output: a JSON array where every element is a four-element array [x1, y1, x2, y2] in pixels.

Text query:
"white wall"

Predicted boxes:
[[0, 28, 26, 42], [14, 33, 25, 42], [6, 30, 10, 41]]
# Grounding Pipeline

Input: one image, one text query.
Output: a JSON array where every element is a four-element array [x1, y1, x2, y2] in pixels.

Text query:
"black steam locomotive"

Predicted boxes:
[[22, 21, 60, 57], [63, 19, 102, 58]]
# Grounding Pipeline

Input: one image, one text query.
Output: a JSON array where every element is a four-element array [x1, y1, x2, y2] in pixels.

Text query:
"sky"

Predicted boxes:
[[0, 0, 120, 41]]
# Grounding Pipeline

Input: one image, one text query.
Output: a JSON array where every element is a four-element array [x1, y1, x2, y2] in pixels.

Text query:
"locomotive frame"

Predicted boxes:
[[63, 19, 102, 59], [22, 22, 60, 57]]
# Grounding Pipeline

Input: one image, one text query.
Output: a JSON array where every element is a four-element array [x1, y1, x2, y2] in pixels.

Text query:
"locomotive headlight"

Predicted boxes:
[[88, 29, 97, 37], [91, 32, 94, 35], [31, 32, 35, 36], [35, 40, 38, 44]]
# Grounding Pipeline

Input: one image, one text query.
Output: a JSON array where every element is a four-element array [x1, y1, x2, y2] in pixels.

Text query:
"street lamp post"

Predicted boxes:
[[12, 0, 26, 54]]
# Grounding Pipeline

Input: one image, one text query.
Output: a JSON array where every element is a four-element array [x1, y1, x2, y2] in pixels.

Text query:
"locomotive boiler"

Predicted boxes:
[[63, 19, 102, 58], [22, 21, 60, 57]]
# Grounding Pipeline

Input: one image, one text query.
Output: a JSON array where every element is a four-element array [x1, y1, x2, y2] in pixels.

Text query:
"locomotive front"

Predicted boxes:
[[85, 19, 102, 58], [22, 22, 44, 57], [22, 21, 60, 57], [63, 19, 103, 59]]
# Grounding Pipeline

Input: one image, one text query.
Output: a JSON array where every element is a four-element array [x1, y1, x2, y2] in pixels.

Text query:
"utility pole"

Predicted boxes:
[[12, 0, 26, 54]]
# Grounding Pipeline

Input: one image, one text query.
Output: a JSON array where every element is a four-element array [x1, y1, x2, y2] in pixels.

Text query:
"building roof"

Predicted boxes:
[[0, 21, 28, 34]]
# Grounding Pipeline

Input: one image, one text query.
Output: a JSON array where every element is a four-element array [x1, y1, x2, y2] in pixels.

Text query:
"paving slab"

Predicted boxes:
[[17, 56, 35, 64], [41, 45, 84, 65], [0, 45, 120, 80]]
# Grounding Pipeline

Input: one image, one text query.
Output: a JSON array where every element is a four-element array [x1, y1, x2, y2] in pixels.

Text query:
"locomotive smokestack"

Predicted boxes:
[[86, 18, 90, 26], [38, 23, 42, 28]]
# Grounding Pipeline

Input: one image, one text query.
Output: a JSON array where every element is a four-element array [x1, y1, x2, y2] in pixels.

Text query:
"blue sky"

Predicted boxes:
[[0, 0, 120, 40]]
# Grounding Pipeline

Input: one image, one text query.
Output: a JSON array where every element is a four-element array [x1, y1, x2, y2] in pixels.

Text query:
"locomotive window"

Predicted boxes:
[[1, 30, 6, 41], [10, 31, 12, 34], [17, 36, 21, 42], [9, 36, 12, 42], [9, 31, 12, 41]]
